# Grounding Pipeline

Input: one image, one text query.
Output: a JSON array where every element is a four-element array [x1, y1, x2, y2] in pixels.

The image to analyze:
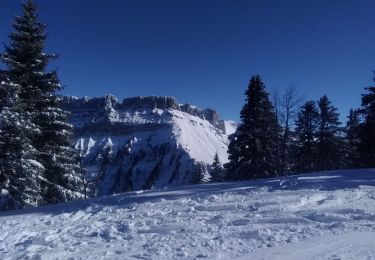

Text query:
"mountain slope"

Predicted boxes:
[[62, 95, 234, 195], [1, 169, 374, 259]]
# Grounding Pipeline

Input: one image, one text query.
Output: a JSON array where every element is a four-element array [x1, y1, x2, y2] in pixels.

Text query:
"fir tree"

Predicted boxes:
[[189, 161, 205, 184], [294, 101, 319, 172], [344, 109, 361, 168], [0, 76, 44, 209], [316, 95, 343, 171], [0, 71, 7, 110], [1, 0, 84, 205], [210, 153, 224, 182], [358, 76, 375, 167], [225, 75, 278, 180]]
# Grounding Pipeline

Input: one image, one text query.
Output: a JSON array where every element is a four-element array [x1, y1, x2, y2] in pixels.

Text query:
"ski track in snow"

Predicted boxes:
[[1, 169, 375, 260]]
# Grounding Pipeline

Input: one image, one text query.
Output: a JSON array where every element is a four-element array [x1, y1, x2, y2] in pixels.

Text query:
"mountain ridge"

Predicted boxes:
[[61, 95, 237, 196]]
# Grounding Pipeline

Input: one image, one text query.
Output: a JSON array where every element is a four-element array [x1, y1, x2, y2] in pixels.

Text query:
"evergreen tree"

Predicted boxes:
[[224, 134, 241, 181], [0, 71, 7, 110], [0, 76, 44, 209], [225, 75, 278, 180], [316, 95, 343, 170], [210, 153, 224, 182], [1, 0, 84, 205], [344, 109, 361, 168], [189, 161, 205, 184], [294, 101, 319, 172], [358, 76, 375, 167]]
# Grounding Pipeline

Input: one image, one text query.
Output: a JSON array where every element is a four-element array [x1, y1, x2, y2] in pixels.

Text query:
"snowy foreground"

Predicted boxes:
[[1, 169, 375, 260]]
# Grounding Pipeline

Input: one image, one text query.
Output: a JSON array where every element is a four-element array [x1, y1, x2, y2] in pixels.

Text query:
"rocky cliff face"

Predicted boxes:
[[62, 95, 235, 196]]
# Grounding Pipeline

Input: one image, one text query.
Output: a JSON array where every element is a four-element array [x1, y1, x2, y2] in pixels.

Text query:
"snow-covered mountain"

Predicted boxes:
[[62, 95, 236, 196], [1, 169, 374, 259]]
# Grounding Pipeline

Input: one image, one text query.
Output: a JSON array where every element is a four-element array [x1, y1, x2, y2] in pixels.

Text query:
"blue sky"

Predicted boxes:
[[1, 0, 375, 121]]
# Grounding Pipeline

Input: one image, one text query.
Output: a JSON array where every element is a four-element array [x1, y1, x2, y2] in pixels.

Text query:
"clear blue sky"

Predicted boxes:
[[1, 0, 375, 121]]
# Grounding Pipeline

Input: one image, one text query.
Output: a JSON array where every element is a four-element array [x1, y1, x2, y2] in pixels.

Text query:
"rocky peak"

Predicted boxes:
[[61, 95, 226, 133], [61, 95, 120, 112], [121, 96, 179, 110]]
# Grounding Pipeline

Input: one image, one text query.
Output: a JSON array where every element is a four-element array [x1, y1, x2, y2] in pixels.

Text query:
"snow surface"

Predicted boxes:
[[171, 110, 229, 164], [224, 120, 238, 136], [1, 169, 375, 259]]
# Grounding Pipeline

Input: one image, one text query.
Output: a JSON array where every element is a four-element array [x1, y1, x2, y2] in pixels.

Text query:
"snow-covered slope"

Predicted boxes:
[[1, 169, 374, 259], [62, 95, 235, 195]]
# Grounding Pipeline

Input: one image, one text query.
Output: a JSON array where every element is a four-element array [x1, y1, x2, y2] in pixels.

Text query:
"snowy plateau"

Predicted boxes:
[[1, 169, 375, 259], [61, 95, 236, 195]]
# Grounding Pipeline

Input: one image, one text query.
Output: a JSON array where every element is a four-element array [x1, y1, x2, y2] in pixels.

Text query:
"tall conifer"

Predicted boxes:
[[358, 76, 375, 167], [294, 101, 319, 172], [226, 75, 278, 180], [0, 71, 44, 208], [316, 95, 343, 170], [1, 0, 83, 205], [210, 153, 224, 182], [345, 109, 361, 168]]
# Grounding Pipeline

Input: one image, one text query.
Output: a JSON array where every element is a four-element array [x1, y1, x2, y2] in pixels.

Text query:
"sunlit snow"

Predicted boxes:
[[1, 169, 374, 259]]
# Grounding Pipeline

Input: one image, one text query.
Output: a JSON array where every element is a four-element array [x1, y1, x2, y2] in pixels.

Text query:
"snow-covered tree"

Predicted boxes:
[[210, 153, 224, 182], [1, 0, 84, 205], [0, 78, 44, 209], [0, 71, 7, 111]]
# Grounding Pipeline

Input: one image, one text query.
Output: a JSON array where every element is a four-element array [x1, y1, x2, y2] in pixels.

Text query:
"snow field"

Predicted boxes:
[[171, 110, 229, 164], [0, 169, 375, 259]]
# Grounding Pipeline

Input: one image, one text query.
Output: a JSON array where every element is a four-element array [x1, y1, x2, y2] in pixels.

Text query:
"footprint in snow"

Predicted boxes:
[[230, 218, 251, 226]]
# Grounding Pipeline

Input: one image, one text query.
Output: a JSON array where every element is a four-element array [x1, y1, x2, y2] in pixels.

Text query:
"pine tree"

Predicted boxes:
[[0, 71, 7, 111], [344, 109, 361, 168], [210, 153, 224, 182], [189, 161, 205, 184], [0, 75, 44, 209], [358, 76, 375, 167], [1, 0, 84, 205], [294, 101, 319, 172], [225, 75, 278, 180], [316, 95, 343, 171]]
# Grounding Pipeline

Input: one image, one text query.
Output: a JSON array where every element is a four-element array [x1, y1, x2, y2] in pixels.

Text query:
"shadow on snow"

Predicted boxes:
[[1, 168, 374, 217]]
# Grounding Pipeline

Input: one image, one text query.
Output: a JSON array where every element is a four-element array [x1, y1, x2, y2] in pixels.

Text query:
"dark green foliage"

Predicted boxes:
[[344, 109, 361, 168], [0, 79, 44, 208], [0, 0, 84, 207], [225, 75, 278, 180], [0, 71, 8, 110], [358, 78, 375, 167], [293, 96, 344, 173], [210, 153, 224, 182], [294, 101, 319, 172], [316, 95, 344, 170], [189, 161, 205, 184]]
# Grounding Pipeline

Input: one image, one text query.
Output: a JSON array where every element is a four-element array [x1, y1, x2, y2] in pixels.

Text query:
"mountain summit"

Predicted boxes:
[[62, 95, 236, 196]]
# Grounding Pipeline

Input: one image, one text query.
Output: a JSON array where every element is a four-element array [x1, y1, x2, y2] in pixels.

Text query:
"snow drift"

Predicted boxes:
[[0, 169, 374, 259]]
